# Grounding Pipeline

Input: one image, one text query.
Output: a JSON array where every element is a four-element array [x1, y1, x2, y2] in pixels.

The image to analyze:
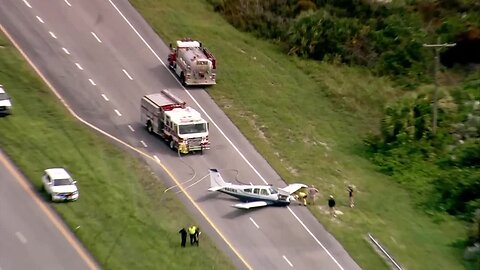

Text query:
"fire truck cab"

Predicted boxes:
[[168, 39, 216, 86]]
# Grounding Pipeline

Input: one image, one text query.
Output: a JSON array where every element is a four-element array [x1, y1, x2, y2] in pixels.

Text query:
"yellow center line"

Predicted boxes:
[[0, 23, 252, 270], [0, 152, 100, 270]]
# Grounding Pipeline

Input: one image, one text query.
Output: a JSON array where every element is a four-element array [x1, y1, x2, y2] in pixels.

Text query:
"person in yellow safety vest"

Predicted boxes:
[[188, 225, 198, 246], [297, 191, 308, 206], [178, 142, 188, 154]]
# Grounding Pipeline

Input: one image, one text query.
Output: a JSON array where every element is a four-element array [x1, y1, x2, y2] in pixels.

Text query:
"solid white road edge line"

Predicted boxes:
[[282, 255, 293, 267], [248, 217, 259, 229], [127, 125, 135, 132], [101, 94, 109, 101], [287, 206, 345, 270], [3, 20, 249, 266], [64, 0, 72, 7], [106, 0, 267, 186], [106, 1, 345, 269], [114, 109, 122, 116], [62, 47, 70, 55], [75, 63, 83, 70]]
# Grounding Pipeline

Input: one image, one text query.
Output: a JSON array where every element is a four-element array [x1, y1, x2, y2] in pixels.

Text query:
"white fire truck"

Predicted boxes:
[[141, 90, 210, 154], [168, 38, 217, 86]]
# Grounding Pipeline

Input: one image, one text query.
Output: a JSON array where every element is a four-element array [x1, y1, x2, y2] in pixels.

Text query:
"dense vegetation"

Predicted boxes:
[[208, 0, 480, 254], [209, 0, 480, 85], [368, 75, 480, 243]]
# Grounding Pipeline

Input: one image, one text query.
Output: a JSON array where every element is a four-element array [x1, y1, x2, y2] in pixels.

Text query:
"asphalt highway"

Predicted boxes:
[[0, 1, 362, 269], [0, 151, 98, 270]]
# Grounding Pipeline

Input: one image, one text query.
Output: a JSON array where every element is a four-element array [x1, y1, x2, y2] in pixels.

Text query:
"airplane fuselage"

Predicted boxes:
[[218, 184, 290, 206]]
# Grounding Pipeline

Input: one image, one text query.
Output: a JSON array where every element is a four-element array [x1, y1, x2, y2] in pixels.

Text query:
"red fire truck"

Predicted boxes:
[[141, 89, 210, 154], [168, 38, 216, 86]]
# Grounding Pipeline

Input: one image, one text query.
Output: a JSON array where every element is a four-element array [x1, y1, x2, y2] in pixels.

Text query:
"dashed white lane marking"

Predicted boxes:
[[15, 232, 27, 244], [282, 255, 293, 267], [101, 94, 109, 101], [114, 109, 122, 116], [127, 125, 135, 132], [153, 155, 160, 162], [249, 182, 253, 186], [23, 0, 32, 8], [62, 48, 70, 55], [36, 16, 44, 24], [107, 1, 344, 269], [48, 31, 57, 39], [75, 63, 83, 70], [88, 79, 96, 86], [122, 69, 133, 80], [64, 0, 72, 7], [140, 140, 147, 148], [91, 32, 102, 43], [248, 217, 259, 229]]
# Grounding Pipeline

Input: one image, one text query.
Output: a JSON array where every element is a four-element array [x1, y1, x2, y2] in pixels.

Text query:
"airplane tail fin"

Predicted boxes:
[[208, 169, 227, 191]]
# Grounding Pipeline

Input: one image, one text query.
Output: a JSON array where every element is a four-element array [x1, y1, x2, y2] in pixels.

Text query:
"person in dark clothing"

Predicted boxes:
[[194, 227, 201, 246], [347, 185, 355, 208], [179, 228, 187, 248], [328, 195, 336, 217]]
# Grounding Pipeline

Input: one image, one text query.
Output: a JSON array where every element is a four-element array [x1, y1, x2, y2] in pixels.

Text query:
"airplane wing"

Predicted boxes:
[[279, 183, 308, 195], [233, 201, 271, 209]]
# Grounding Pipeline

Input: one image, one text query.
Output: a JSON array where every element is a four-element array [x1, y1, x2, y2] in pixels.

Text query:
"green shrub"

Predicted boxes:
[[284, 10, 360, 60], [370, 84, 480, 218]]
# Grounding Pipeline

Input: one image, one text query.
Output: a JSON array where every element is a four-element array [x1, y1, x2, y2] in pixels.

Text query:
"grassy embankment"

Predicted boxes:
[[131, 1, 472, 269], [0, 33, 233, 269]]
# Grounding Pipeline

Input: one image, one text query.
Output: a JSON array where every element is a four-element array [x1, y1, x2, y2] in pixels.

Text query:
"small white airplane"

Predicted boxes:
[[208, 169, 308, 209]]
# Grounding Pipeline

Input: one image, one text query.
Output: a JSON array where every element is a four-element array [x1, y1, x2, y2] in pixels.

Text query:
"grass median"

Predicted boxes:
[[0, 33, 233, 269], [131, 0, 472, 269]]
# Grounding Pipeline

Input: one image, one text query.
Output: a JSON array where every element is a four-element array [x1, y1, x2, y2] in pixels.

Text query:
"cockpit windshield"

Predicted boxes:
[[268, 187, 278, 194], [178, 123, 207, 135]]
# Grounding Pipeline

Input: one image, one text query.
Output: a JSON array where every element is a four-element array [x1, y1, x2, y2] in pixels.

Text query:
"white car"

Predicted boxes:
[[42, 168, 79, 202], [0, 85, 12, 115]]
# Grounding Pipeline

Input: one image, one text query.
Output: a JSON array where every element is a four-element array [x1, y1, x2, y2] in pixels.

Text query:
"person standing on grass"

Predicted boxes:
[[328, 195, 336, 217], [297, 190, 308, 206], [179, 228, 187, 248], [347, 185, 355, 208], [194, 227, 201, 246], [308, 185, 319, 205], [188, 225, 197, 246]]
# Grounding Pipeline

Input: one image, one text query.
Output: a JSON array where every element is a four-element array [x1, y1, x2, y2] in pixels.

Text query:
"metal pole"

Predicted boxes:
[[432, 45, 440, 135], [423, 37, 456, 135]]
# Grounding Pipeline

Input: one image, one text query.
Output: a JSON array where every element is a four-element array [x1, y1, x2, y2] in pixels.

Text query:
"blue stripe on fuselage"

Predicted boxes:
[[219, 189, 290, 206]]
